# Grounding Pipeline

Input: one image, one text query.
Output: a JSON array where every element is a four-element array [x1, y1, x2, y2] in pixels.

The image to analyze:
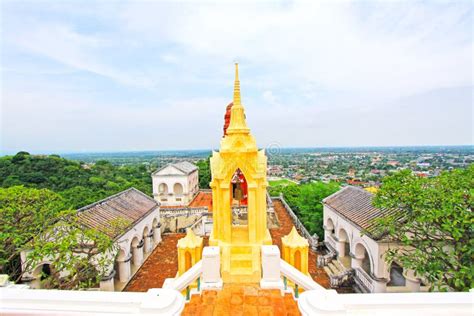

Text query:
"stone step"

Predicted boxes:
[[323, 266, 333, 276], [230, 246, 253, 255], [328, 262, 340, 275], [230, 259, 252, 269], [230, 254, 253, 261]]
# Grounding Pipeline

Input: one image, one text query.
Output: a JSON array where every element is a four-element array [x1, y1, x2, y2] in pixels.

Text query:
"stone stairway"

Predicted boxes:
[[223, 245, 261, 283], [323, 259, 353, 288]]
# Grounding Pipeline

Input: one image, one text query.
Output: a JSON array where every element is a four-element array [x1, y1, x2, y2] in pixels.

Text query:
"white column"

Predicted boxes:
[[153, 223, 161, 244], [336, 240, 346, 258], [144, 235, 152, 254], [260, 245, 284, 293], [100, 271, 115, 291], [132, 241, 144, 266], [201, 246, 222, 290], [118, 254, 131, 283]]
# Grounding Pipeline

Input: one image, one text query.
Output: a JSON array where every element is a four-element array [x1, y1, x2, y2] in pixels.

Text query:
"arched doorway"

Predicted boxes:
[[229, 168, 249, 240], [326, 218, 335, 236], [31, 263, 52, 289], [337, 228, 351, 268], [230, 168, 247, 206], [387, 262, 406, 287], [354, 243, 372, 275]]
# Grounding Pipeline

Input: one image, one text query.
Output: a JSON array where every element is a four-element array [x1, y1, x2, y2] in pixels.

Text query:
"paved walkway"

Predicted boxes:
[[270, 199, 330, 288], [124, 233, 185, 291]]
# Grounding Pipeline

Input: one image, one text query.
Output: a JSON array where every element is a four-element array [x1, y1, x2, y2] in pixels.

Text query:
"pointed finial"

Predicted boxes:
[[227, 62, 250, 134], [233, 62, 241, 106]]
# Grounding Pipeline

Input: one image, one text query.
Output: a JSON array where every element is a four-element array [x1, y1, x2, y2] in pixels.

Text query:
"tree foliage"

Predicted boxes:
[[26, 217, 116, 289], [0, 152, 152, 209], [373, 166, 474, 291], [269, 181, 340, 237], [0, 186, 67, 279], [0, 186, 117, 289], [196, 156, 211, 189]]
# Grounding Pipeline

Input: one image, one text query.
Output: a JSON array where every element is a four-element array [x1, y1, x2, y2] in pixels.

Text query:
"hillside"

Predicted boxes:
[[0, 152, 152, 209]]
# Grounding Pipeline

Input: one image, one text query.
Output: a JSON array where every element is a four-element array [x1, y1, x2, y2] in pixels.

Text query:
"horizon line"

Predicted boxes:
[[1, 144, 473, 157]]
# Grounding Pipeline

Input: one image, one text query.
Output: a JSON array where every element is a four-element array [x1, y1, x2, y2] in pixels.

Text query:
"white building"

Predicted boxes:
[[21, 188, 161, 291], [152, 161, 199, 206], [321, 186, 426, 293]]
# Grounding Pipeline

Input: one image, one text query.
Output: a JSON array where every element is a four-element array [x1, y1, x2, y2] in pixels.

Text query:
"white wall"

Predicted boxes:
[[152, 168, 198, 206]]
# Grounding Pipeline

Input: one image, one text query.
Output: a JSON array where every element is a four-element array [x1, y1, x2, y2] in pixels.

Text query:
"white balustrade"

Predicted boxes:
[[0, 288, 184, 315], [298, 289, 473, 316], [326, 234, 336, 250], [163, 260, 203, 293], [280, 259, 326, 292], [355, 267, 374, 292]]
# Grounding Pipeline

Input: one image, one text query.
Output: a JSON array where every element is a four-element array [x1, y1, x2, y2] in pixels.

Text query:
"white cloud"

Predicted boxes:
[[118, 1, 472, 97], [1, 1, 472, 152]]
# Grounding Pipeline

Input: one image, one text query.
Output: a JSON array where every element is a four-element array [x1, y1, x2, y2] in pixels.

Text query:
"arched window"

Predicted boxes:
[[230, 168, 247, 206], [173, 183, 183, 195], [158, 183, 168, 194]]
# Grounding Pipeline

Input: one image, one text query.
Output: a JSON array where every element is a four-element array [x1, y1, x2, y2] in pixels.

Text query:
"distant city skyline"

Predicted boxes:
[[1, 1, 473, 154]]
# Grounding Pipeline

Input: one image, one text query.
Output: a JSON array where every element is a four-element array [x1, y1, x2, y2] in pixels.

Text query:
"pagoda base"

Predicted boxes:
[[209, 226, 272, 284]]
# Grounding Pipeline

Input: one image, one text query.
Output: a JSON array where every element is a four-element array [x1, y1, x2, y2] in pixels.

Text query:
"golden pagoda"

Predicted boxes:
[[208, 63, 272, 283]]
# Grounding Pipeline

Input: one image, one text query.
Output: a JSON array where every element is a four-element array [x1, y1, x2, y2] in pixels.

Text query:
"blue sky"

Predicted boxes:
[[1, 0, 472, 154]]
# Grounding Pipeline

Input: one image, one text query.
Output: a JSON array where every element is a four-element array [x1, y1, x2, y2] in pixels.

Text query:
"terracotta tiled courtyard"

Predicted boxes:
[[183, 284, 301, 316], [124, 199, 330, 315], [124, 233, 185, 291]]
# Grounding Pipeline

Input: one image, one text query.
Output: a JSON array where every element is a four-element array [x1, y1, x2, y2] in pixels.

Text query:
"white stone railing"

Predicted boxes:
[[325, 234, 336, 251], [280, 259, 326, 293], [298, 289, 473, 316], [160, 207, 209, 217], [0, 287, 185, 315], [163, 246, 222, 300], [354, 267, 375, 293], [163, 260, 203, 295]]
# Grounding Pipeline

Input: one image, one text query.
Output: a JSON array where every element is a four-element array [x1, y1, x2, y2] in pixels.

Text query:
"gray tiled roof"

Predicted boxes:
[[173, 161, 198, 174], [323, 186, 400, 240], [77, 188, 159, 239], [152, 161, 198, 175]]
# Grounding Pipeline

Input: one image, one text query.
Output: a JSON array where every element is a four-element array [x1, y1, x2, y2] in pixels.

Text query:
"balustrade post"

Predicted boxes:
[[201, 246, 222, 290], [260, 245, 284, 293]]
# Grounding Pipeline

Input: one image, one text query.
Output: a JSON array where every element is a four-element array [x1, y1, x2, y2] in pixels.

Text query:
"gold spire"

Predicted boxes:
[[227, 63, 250, 134], [233, 63, 241, 106]]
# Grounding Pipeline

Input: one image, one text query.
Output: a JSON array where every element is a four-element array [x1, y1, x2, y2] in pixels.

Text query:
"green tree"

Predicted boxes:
[[373, 166, 474, 291], [196, 156, 211, 189], [0, 186, 66, 280], [268, 182, 339, 237], [0, 186, 118, 289], [26, 217, 116, 289], [297, 182, 340, 237]]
